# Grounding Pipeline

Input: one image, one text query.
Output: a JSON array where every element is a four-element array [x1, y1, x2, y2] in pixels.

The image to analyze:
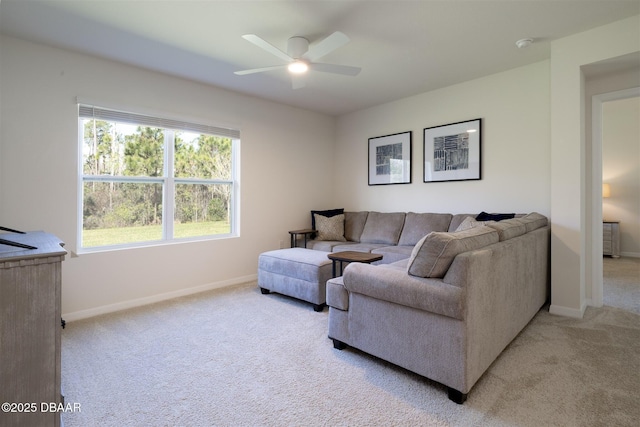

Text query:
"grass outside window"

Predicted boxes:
[[82, 221, 231, 248]]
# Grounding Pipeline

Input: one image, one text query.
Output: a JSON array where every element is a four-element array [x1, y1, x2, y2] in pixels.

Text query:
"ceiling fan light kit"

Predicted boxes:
[[235, 31, 361, 89], [288, 60, 309, 74]]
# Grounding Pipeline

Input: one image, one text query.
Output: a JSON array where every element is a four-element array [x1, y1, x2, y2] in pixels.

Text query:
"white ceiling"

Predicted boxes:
[[1, 0, 639, 116]]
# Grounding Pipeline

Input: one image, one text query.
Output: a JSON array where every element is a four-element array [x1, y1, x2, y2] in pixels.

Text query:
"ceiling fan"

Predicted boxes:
[[234, 31, 361, 89]]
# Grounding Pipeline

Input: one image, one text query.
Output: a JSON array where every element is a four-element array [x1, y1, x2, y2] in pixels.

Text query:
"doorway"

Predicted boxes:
[[591, 87, 640, 308]]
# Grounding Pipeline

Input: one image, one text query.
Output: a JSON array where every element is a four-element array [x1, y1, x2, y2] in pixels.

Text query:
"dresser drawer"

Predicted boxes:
[[603, 221, 620, 257]]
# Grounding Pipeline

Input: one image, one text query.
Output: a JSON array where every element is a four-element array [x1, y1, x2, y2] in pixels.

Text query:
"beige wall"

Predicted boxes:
[[603, 97, 640, 256], [334, 61, 551, 216], [2, 15, 638, 321], [0, 36, 336, 319], [549, 15, 640, 317]]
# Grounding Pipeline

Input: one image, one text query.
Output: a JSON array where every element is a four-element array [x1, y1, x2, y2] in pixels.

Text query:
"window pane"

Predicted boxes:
[[82, 119, 164, 177], [174, 183, 231, 238], [83, 181, 163, 247], [174, 133, 232, 180], [79, 105, 239, 251]]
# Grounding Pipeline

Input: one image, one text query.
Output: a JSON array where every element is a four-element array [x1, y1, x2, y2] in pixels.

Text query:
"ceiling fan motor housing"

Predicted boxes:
[[288, 36, 309, 59]]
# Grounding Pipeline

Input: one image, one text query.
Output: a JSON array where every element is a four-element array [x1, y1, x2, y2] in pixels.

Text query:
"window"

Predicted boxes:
[[78, 104, 239, 251]]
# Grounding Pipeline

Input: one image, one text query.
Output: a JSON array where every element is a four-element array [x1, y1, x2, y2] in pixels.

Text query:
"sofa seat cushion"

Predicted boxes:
[[359, 212, 406, 244], [332, 243, 388, 253], [307, 240, 356, 252], [372, 245, 414, 264], [407, 227, 499, 278], [342, 263, 464, 320], [390, 258, 409, 269], [397, 212, 453, 246]]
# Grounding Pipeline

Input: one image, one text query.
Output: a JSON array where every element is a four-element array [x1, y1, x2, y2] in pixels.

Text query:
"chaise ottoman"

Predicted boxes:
[[258, 248, 333, 311]]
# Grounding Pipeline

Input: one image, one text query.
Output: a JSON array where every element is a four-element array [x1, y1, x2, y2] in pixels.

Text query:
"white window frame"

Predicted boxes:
[[77, 102, 240, 253]]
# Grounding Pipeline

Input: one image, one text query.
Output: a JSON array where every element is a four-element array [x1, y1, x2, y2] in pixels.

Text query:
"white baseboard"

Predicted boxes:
[[62, 274, 257, 322], [549, 302, 586, 318], [620, 251, 640, 258]]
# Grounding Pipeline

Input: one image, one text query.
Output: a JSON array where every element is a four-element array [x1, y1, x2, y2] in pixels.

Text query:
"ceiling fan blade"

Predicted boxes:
[[291, 75, 306, 90], [304, 31, 350, 62], [309, 62, 361, 76], [241, 34, 293, 62], [234, 65, 287, 75]]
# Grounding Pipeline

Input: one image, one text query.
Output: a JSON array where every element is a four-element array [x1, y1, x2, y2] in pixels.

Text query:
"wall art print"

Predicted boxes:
[[423, 118, 481, 183], [368, 131, 412, 185]]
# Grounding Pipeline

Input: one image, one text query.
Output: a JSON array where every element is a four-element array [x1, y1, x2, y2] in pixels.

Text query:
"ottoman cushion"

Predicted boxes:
[[258, 248, 333, 307]]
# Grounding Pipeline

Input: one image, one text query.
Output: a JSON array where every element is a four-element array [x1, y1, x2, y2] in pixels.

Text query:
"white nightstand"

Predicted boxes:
[[603, 221, 620, 258]]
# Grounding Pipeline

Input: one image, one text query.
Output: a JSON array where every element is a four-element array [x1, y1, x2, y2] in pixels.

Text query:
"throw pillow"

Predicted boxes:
[[407, 227, 499, 278], [310, 208, 344, 230], [314, 213, 346, 241], [475, 211, 515, 222], [455, 216, 488, 232]]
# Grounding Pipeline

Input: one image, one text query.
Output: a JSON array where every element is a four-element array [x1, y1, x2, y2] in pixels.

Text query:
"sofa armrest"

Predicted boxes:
[[342, 263, 464, 320], [326, 276, 349, 310]]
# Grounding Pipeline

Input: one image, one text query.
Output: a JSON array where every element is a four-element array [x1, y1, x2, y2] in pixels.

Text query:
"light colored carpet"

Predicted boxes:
[[62, 282, 640, 427], [604, 256, 640, 314]]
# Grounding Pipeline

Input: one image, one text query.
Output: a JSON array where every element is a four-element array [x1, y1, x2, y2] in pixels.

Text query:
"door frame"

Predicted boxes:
[[590, 86, 640, 306]]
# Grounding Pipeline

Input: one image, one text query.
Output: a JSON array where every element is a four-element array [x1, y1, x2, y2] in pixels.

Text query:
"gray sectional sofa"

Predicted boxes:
[[308, 210, 550, 403]]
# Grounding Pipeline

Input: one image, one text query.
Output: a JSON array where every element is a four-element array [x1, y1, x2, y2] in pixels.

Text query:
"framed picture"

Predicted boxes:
[[423, 118, 481, 183], [368, 131, 412, 185]]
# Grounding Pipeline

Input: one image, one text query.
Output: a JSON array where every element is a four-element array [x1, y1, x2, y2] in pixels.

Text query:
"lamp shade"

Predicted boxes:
[[602, 183, 611, 198]]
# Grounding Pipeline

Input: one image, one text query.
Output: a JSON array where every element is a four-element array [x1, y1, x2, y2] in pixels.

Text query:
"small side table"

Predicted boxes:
[[288, 229, 316, 248], [327, 251, 383, 277], [603, 221, 620, 258]]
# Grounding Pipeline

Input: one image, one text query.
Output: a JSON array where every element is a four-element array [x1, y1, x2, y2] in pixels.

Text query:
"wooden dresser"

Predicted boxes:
[[603, 221, 620, 258], [0, 231, 66, 427]]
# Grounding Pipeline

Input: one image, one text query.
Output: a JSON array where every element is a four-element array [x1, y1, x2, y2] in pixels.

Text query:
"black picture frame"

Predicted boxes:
[[423, 118, 481, 183], [368, 131, 412, 185]]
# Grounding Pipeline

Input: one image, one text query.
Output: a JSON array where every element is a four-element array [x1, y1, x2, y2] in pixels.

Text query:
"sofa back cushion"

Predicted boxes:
[[407, 227, 499, 278], [397, 212, 453, 246], [359, 212, 406, 245], [485, 218, 527, 241], [344, 211, 369, 242], [518, 212, 548, 232]]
